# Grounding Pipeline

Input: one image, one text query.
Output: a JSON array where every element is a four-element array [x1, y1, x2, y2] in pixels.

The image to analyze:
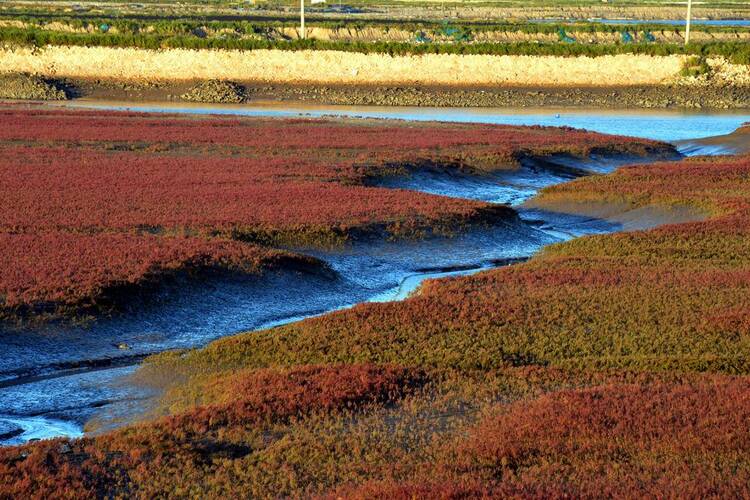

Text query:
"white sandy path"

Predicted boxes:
[[0, 46, 690, 86]]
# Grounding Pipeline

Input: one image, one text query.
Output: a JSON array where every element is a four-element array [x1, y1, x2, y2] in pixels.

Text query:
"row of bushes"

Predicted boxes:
[[5, 14, 750, 37], [2, 26, 750, 63]]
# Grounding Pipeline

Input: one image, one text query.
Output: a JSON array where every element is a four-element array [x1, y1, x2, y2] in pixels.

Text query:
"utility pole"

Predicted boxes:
[[685, 0, 693, 45], [300, 0, 306, 40]]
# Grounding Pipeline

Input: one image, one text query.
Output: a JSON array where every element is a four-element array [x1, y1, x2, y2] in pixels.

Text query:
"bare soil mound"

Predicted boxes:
[[0, 73, 68, 100], [180, 80, 245, 103]]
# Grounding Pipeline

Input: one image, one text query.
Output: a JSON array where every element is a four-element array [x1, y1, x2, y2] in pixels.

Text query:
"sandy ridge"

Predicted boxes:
[[0, 45, 693, 86]]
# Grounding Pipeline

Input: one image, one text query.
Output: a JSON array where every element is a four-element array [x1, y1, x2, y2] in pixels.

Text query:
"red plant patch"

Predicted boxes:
[[0, 231, 311, 313], [0, 145, 494, 235], [451, 378, 750, 498], [0, 107, 666, 318], [0, 364, 425, 499], [0, 109, 667, 165], [163, 363, 427, 432], [326, 377, 750, 499]]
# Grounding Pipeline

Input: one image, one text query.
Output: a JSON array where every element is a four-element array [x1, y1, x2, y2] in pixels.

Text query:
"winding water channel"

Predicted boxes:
[[1, 102, 748, 445]]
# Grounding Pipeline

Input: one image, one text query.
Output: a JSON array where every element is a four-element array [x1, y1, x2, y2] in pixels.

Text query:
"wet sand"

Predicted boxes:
[[678, 124, 750, 154], [522, 199, 708, 232]]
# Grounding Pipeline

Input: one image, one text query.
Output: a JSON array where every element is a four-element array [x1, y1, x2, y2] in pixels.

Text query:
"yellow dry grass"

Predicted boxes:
[[0, 46, 692, 86]]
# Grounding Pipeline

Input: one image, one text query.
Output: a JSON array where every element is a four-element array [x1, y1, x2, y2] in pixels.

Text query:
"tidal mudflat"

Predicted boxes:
[[1, 106, 749, 498]]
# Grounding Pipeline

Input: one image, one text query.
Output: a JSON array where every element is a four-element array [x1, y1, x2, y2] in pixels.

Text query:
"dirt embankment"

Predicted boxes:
[[5, 19, 748, 45], [32, 78, 743, 109], [247, 83, 750, 109], [0, 46, 691, 86], [1, 46, 748, 108]]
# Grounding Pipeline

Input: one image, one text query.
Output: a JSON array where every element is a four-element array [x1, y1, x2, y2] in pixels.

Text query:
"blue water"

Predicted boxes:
[[534, 18, 750, 27], [56, 101, 750, 143], [597, 19, 750, 27]]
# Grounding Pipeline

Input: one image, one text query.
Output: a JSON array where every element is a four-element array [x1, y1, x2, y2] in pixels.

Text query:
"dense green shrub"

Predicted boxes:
[[5, 14, 750, 37], [680, 54, 712, 77], [1, 25, 749, 63]]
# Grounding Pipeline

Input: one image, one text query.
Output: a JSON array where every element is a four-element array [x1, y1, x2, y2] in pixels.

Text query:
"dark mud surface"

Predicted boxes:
[[40, 79, 750, 110], [247, 84, 750, 110]]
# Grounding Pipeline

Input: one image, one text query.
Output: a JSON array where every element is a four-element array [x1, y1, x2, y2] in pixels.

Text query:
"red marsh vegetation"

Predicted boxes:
[[0, 109, 671, 170], [335, 377, 750, 499], [2, 149, 750, 497], [0, 364, 428, 498], [5, 105, 750, 498], [0, 231, 316, 314], [0, 106, 667, 319], [1, 369, 748, 498], [167, 154, 750, 375]]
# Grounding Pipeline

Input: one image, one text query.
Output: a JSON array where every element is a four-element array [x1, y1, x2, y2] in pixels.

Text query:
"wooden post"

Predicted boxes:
[[685, 0, 693, 45], [300, 0, 306, 40]]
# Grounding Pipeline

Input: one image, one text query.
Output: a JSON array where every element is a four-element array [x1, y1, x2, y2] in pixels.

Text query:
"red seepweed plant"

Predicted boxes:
[[0, 107, 668, 319]]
